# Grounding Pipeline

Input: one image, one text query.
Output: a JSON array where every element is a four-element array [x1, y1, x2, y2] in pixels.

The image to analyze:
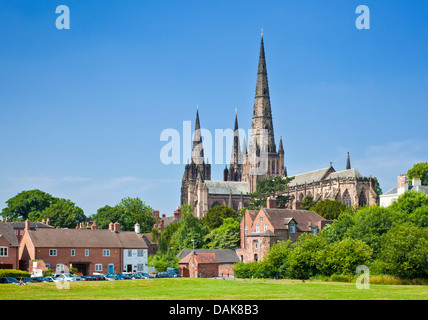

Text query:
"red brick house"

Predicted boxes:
[[239, 198, 332, 262], [0, 223, 20, 270], [19, 220, 149, 275], [177, 249, 240, 278]]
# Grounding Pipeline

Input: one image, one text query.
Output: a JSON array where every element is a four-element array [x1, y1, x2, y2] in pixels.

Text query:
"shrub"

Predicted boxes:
[[0, 269, 31, 278]]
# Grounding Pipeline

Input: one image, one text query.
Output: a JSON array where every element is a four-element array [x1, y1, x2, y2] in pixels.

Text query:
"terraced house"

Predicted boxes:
[[19, 219, 149, 275]]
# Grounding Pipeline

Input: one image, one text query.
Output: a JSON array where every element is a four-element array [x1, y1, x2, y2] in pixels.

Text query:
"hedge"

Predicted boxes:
[[0, 269, 31, 278]]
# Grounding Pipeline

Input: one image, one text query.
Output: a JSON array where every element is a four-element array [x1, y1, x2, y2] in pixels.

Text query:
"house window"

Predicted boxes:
[[0, 247, 8, 257], [289, 224, 295, 234], [259, 216, 263, 222], [244, 226, 248, 234], [343, 190, 352, 207], [137, 264, 144, 271], [103, 249, 110, 256], [128, 250, 132, 257], [95, 264, 102, 272], [14, 230, 18, 235], [71, 249, 75, 256], [49, 249, 57, 256], [256, 224, 260, 232], [137, 250, 144, 257], [56, 264, 65, 272], [311, 227, 317, 236], [264, 224, 268, 231], [85, 249, 89, 257], [254, 240, 259, 249]]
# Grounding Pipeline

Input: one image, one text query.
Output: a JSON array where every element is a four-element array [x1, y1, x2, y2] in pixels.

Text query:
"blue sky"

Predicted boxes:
[[1, 0, 427, 217]]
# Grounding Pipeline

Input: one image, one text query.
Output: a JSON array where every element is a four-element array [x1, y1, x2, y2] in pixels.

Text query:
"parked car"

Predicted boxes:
[[89, 274, 106, 281], [156, 271, 173, 278], [137, 272, 154, 279], [79, 276, 92, 281], [167, 271, 182, 278], [51, 273, 80, 282], [104, 274, 119, 281], [15, 277, 38, 283], [112, 273, 132, 280], [0, 277, 20, 284], [32, 277, 53, 283]]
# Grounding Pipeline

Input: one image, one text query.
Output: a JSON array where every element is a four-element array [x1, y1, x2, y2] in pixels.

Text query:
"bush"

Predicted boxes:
[[0, 269, 30, 278]]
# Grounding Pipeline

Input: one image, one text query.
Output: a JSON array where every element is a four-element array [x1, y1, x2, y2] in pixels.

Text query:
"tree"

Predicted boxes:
[[91, 197, 154, 232], [372, 177, 383, 195], [1, 190, 57, 221], [377, 223, 428, 279], [202, 206, 238, 229], [407, 162, 428, 185], [310, 199, 346, 220], [204, 218, 240, 249], [42, 198, 86, 229], [300, 195, 318, 211], [316, 238, 373, 276], [249, 176, 294, 209], [170, 205, 209, 251]]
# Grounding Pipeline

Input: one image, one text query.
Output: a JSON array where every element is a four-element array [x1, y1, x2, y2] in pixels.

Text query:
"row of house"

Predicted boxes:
[[0, 219, 155, 276]]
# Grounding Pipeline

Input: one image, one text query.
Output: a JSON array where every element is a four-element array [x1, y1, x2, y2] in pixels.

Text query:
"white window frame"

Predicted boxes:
[[264, 223, 268, 231], [56, 264, 65, 272], [71, 249, 75, 257], [254, 240, 259, 249], [244, 226, 248, 234], [289, 223, 295, 234], [95, 264, 103, 272], [256, 224, 260, 232], [85, 249, 89, 257], [49, 249, 57, 256], [311, 226, 318, 236], [137, 249, 144, 257], [0, 247, 8, 257], [128, 249, 132, 257], [103, 249, 110, 257]]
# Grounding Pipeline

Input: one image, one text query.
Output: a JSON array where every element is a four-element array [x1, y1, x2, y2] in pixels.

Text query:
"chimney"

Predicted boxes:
[[109, 222, 114, 231], [76, 224, 80, 229], [91, 221, 97, 230], [24, 219, 31, 232], [46, 218, 50, 226], [397, 174, 409, 195], [113, 221, 120, 233], [134, 222, 140, 234], [412, 177, 422, 186], [153, 210, 160, 219], [266, 197, 277, 209]]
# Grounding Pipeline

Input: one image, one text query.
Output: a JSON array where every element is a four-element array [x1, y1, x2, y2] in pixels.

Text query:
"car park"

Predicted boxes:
[[0, 277, 20, 284]]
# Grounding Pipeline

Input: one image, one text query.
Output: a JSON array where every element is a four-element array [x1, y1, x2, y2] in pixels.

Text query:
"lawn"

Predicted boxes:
[[0, 278, 426, 300]]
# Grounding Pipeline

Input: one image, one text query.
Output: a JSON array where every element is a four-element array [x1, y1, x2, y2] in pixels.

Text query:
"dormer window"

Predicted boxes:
[[289, 223, 295, 234]]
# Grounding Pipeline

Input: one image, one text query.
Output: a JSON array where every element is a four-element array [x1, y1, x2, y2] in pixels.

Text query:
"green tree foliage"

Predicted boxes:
[[148, 251, 179, 272], [249, 176, 294, 209], [372, 176, 383, 195], [300, 195, 318, 211], [202, 206, 238, 229], [205, 218, 240, 249], [376, 223, 428, 279], [1, 189, 86, 228], [317, 238, 373, 276], [170, 205, 209, 251], [91, 197, 154, 232], [310, 199, 346, 220], [407, 162, 428, 185], [1, 189, 58, 221], [42, 198, 86, 229]]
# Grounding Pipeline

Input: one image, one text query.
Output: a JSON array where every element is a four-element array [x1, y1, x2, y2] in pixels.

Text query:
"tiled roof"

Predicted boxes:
[[179, 252, 219, 264], [27, 228, 148, 249], [0, 223, 19, 247], [176, 249, 240, 263], [288, 167, 364, 187], [8, 221, 53, 229], [262, 208, 327, 232]]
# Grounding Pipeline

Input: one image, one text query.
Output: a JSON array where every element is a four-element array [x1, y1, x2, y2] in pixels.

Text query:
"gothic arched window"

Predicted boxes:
[[343, 190, 352, 207], [359, 191, 367, 207]]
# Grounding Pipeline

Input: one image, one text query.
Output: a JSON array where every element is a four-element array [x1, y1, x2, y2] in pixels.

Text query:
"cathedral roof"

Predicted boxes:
[[288, 167, 363, 187], [204, 181, 250, 195]]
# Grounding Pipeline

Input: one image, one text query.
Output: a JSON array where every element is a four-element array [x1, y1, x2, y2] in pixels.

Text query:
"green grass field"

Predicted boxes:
[[0, 278, 426, 300]]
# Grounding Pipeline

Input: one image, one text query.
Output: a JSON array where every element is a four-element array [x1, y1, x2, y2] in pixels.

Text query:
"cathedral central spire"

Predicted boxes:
[[250, 35, 276, 153]]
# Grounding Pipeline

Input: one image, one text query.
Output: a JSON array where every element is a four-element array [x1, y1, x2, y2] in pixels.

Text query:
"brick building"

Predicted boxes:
[[239, 198, 332, 262], [19, 219, 149, 275], [0, 223, 20, 270], [177, 249, 240, 278]]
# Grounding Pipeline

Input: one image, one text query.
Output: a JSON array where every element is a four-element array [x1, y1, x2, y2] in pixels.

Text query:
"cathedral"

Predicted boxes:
[[180, 35, 379, 218]]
